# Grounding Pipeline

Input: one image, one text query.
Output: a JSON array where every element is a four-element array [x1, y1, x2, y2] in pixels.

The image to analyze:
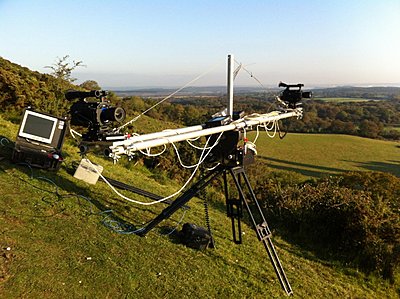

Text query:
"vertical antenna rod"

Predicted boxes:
[[227, 54, 234, 118]]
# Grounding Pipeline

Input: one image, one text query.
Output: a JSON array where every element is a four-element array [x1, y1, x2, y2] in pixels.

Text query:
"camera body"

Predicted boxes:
[[66, 90, 126, 142], [278, 82, 312, 108]]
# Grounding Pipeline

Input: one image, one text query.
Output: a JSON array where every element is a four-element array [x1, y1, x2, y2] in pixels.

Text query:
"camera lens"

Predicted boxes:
[[113, 107, 126, 122], [100, 107, 126, 123], [302, 91, 312, 99]]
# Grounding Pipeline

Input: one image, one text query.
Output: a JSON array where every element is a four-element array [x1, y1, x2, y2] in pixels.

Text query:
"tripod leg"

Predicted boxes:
[[224, 170, 243, 244], [136, 166, 223, 236], [229, 168, 293, 296]]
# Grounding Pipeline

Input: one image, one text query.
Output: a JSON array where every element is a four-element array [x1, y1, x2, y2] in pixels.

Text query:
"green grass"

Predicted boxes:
[[251, 132, 400, 179], [385, 126, 400, 132], [1, 115, 399, 298]]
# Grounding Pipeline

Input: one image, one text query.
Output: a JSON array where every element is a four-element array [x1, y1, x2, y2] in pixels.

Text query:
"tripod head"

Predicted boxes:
[[205, 129, 256, 169]]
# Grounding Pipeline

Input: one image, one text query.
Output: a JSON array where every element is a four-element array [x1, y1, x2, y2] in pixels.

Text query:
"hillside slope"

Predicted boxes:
[[1, 115, 399, 298], [0, 58, 399, 298], [0, 56, 75, 116]]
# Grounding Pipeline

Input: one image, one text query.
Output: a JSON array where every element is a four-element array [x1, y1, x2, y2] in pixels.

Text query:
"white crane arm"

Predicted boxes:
[[108, 108, 302, 159]]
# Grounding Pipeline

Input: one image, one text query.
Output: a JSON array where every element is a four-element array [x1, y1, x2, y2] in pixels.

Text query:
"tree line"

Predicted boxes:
[[119, 94, 400, 140], [286, 100, 400, 139], [2, 55, 399, 140]]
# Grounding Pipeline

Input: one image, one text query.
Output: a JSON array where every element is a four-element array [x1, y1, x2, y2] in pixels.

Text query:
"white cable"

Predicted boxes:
[[129, 132, 167, 157], [138, 144, 167, 157], [170, 141, 196, 169], [240, 127, 246, 141], [264, 119, 278, 138], [69, 128, 82, 139], [251, 118, 280, 143], [187, 136, 201, 141], [253, 125, 261, 144], [186, 139, 214, 151], [171, 140, 208, 169], [168, 132, 223, 168], [263, 120, 276, 131], [85, 132, 223, 206], [205, 163, 221, 171]]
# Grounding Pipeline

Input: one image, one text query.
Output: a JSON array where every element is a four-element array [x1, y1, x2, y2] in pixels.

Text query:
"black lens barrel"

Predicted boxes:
[[301, 91, 312, 99], [100, 107, 126, 123]]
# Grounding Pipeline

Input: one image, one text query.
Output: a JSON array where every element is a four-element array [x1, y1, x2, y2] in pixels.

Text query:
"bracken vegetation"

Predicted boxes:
[[0, 57, 75, 117], [250, 171, 400, 282]]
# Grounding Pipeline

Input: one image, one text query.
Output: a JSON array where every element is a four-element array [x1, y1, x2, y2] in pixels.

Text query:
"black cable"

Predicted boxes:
[[203, 196, 215, 248], [278, 120, 288, 139]]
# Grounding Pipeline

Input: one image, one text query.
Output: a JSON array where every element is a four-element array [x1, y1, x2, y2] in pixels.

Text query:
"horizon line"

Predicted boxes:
[[105, 83, 400, 91]]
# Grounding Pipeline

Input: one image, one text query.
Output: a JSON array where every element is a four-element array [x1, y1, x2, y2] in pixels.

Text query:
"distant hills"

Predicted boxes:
[[111, 86, 261, 97], [311, 86, 400, 100], [111, 85, 400, 99], [1, 55, 399, 104]]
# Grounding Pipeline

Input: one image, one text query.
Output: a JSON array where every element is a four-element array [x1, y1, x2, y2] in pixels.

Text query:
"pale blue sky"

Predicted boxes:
[[1, 0, 399, 87]]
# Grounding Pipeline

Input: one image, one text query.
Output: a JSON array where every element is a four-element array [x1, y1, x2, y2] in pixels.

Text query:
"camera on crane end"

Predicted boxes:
[[66, 90, 126, 142], [278, 82, 312, 109]]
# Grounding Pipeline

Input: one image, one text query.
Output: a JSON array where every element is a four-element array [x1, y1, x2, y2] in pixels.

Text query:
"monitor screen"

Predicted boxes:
[[18, 110, 58, 144]]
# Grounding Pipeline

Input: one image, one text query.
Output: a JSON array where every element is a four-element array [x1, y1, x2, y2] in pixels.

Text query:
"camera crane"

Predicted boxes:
[[69, 55, 312, 296], [105, 58, 310, 161]]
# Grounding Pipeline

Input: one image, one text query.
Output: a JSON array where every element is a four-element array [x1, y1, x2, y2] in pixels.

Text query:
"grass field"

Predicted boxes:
[[1, 115, 399, 298], [250, 132, 400, 179], [385, 126, 400, 132]]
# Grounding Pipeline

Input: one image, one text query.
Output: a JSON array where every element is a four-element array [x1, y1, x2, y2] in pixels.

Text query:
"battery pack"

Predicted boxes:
[[73, 158, 103, 185]]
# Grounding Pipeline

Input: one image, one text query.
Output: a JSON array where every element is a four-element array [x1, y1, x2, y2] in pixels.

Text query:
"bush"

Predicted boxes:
[[258, 172, 400, 281]]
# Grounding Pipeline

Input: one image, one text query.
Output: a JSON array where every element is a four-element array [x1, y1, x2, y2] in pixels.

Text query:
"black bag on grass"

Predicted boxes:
[[180, 223, 213, 250]]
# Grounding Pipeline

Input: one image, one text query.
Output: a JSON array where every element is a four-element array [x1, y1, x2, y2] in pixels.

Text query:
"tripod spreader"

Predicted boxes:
[[135, 161, 293, 296], [136, 165, 224, 236]]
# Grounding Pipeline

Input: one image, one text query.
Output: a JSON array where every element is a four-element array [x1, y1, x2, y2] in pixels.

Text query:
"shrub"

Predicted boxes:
[[258, 172, 400, 281]]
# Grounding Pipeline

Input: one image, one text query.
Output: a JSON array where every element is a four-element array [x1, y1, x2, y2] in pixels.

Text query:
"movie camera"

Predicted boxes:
[[10, 54, 312, 295], [66, 90, 126, 142], [278, 82, 312, 108]]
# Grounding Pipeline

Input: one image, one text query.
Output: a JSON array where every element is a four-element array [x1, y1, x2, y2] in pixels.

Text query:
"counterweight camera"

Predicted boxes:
[[278, 82, 312, 108]]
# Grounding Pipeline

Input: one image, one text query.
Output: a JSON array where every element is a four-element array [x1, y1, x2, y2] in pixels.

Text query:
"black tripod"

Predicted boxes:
[[136, 131, 293, 296]]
